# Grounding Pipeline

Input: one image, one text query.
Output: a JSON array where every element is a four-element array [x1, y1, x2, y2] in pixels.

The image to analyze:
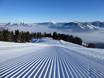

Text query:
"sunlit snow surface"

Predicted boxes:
[[0, 38, 104, 78]]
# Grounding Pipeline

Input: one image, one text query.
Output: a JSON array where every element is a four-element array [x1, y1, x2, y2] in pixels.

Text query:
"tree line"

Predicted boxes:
[[0, 29, 95, 48]]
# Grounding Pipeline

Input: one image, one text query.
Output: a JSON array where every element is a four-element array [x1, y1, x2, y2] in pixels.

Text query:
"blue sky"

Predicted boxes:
[[0, 0, 104, 23]]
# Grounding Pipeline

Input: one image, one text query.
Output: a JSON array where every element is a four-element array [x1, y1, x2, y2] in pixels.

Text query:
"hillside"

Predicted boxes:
[[0, 38, 104, 78]]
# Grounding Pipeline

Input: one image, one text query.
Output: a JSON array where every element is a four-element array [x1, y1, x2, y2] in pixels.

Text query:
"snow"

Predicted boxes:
[[0, 39, 104, 78], [0, 41, 49, 63], [60, 40, 104, 58]]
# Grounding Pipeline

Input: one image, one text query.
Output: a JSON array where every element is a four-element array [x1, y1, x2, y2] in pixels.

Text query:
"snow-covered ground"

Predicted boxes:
[[0, 38, 104, 78]]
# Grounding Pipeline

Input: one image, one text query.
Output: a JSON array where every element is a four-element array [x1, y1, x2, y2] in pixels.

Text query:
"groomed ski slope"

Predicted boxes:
[[0, 38, 104, 78]]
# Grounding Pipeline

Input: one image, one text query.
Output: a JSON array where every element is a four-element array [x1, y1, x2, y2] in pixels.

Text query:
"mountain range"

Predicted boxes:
[[0, 21, 104, 43]]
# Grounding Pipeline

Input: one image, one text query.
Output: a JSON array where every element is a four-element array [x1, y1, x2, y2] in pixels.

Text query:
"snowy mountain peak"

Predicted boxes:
[[0, 21, 104, 33]]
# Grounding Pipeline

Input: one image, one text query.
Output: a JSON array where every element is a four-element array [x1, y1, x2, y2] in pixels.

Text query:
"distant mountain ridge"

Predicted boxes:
[[0, 21, 104, 43], [1, 21, 104, 32]]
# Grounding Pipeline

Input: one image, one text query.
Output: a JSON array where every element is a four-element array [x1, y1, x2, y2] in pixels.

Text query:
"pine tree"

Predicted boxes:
[[14, 30, 19, 42], [53, 32, 57, 39]]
